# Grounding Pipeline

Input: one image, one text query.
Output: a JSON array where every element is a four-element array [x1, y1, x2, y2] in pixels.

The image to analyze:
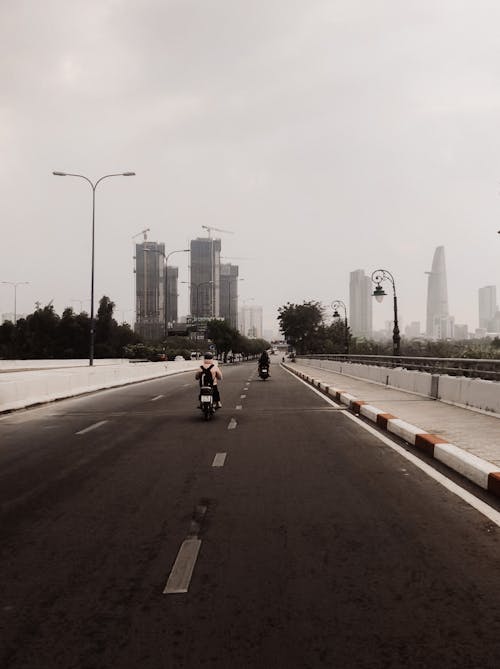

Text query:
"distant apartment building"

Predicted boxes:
[[349, 269, 372, 338], [219, 263, 239, 330], [134, 240, 165, 341], [190, 237, 221, 320], [239, 305, 263, 339], [425, 246, 454, 339], [478, 285, 497, 330], [405, 321, 421, 338], [453, 323, 469, 340]]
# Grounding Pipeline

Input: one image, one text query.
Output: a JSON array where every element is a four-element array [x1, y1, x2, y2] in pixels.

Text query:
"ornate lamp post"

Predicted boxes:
[[53, 170, 135, 365], [371, 269, 401, 356], [331, 299, 349, 354]]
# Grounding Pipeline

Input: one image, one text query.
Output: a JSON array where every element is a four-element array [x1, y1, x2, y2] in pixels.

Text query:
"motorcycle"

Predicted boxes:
[[199, 385, 215, 420], [258, 366, 269, 380]]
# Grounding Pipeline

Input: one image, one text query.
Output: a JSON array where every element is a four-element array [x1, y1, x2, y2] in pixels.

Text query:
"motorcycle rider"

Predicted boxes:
[[258, 350, 270, 376], [195, 352, 223, 408]]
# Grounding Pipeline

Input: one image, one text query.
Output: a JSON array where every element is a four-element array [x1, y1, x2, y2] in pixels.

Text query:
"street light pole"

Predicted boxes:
[[1, 281, 29, 324], [371, 269, 401, 356], [53, 171, 135, 365], [332, 299, 349, 354]]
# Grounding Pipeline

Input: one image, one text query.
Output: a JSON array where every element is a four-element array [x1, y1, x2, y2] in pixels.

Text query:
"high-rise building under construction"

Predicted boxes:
[[219, 263, 239, 329], [134, 240, 165, 341], [190, 237, 221, 321]]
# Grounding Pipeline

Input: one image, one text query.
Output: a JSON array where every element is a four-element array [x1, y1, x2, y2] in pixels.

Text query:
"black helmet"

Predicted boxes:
[[204, 351, 213, 359]]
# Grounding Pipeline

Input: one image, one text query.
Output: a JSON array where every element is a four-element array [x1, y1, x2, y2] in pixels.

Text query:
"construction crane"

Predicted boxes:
[[132, 228, 150, 241], [201, 225, 233, 238]]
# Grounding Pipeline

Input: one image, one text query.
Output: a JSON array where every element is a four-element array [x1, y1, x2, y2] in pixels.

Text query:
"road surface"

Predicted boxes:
[[1, 361, 500, 668]]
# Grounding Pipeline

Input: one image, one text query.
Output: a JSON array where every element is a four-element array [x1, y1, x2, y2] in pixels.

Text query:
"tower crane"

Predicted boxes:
[[201, 225, 233, 238], [132, 228, 150, 241]]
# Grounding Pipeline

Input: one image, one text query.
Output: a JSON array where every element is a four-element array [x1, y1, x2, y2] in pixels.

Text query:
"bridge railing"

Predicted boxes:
[[296, 354, 500, 381]]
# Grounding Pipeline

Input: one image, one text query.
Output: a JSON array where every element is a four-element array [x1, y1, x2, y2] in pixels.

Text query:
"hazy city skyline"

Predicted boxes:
[[1, 1, 499, 336]]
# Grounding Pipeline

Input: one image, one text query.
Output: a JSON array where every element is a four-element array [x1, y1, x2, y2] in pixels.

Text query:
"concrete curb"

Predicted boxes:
[[285, 364, 500, 500]]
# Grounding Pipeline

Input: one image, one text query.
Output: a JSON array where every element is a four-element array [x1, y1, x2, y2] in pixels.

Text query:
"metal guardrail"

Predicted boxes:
[[297, 354, 500, 381]]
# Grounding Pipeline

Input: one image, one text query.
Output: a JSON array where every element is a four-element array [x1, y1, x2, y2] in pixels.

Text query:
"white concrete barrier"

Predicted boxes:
[[0, 360, 200, 413], [298, 358, 500, 415]]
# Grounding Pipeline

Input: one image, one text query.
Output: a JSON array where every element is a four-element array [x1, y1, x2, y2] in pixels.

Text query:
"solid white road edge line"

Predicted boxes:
[[75, 420, 109, 435], [212, 452, 227, 467], [163, 538, 202, 594], [286, 368, 500, 528]]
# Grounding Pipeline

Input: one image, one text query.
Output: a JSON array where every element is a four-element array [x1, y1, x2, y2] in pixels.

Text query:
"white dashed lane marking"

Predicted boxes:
[[212, 453, 227, 467], [228, 418, 237, 430], [163, 539, 202, 594], [151, 395, 164, 402], [75, 420, 108, 435], [240, 394, 246, 399], [235, 405, 242, 410]]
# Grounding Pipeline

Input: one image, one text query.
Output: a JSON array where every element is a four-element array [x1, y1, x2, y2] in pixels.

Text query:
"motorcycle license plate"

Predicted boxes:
[[201, 395, 212, 403]]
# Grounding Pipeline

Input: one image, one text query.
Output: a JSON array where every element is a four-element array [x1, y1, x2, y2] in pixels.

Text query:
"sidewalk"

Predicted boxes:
[[284, 360, 500, 499]]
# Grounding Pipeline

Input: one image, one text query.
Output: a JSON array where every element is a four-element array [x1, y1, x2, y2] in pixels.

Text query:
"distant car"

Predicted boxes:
[[174, 355, 187, 361]]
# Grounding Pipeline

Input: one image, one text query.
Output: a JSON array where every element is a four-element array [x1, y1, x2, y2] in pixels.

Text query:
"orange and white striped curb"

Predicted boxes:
[[288, 366, 500, 499]]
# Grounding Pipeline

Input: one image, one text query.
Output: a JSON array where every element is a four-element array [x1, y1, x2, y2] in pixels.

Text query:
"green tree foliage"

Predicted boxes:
[[0, 297, 140, 359], [277, 301, 349, 354]]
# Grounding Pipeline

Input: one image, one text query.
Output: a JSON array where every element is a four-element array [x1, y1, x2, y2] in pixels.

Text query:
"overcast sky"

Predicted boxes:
[[1, 0, 499, 336]]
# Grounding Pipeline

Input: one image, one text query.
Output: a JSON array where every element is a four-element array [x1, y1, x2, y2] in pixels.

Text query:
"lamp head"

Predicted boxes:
[[373, 284, 386, 303], [122, 172, 136, 176], [52, 171, 67, 176]]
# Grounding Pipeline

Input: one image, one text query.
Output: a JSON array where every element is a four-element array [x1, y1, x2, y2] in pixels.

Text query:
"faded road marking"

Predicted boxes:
[[236, 405, 242, 410], [240, 394, 246, 399], [75, 420, 108, 435], [212, 452, 227, 467], [151, 395, 164, 402], [228, 418, 237, 430]]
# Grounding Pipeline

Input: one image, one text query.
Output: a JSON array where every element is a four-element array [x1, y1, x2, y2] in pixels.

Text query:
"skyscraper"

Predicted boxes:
[[349, 269, 372, 338], [219, 263, 239, 330], [190, 237, 221, 320], [425, 246, 453, 339], [134, 240, 165, 341], [239, 305, 263, 339], [478, 285, 497, 330], [166, 266, 179, 326]]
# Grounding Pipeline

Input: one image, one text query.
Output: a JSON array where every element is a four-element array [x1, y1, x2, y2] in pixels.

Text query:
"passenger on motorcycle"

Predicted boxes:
[[195, 352, 223, 408]]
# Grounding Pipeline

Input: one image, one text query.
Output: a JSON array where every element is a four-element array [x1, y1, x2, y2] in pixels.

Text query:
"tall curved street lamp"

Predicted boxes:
[[145, 248, 190, 340], [1, 281, 29, 324], [371, 268, 401, 356], [53, 171, 135, 365], [331, 299, 349, 354]]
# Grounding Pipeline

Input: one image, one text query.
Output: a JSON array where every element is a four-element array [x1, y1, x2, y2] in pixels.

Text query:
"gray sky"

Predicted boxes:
[[1, 0, 499, 336]]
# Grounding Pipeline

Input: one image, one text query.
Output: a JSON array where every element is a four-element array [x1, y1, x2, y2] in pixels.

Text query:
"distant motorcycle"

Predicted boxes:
[[199, 384, 215, 420], [258, 366, 269, 380]]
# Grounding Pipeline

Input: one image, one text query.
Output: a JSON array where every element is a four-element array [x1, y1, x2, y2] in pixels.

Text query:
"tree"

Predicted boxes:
[[277, 301, 324, 354], [206, 319, 238, 359]]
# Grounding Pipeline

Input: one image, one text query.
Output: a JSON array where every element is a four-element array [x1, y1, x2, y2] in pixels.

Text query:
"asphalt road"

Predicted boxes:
[[1, 361, 500, 669]]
